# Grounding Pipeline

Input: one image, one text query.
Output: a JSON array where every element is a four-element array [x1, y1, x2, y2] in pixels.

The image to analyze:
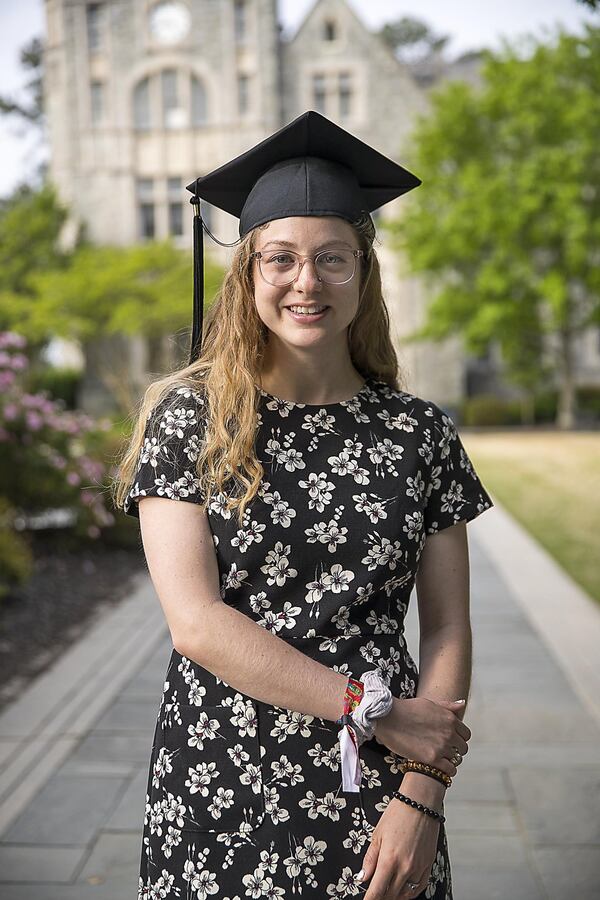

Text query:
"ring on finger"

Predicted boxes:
[[406, 880, 420, 891]]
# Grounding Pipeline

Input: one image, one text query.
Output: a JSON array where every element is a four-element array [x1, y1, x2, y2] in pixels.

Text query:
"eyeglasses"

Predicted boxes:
[[250, 248, 365, 286]]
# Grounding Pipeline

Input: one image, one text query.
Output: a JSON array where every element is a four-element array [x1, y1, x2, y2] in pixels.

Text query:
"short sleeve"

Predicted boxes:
[[424, 402, 493, 536], [123, 384, 208, 519]]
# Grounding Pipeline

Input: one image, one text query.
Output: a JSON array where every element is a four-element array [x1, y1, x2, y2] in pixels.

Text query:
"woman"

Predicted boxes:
[[115, 111, 492, 899]]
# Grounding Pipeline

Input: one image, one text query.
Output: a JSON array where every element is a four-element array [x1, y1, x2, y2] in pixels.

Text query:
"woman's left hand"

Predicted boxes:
[[358, 796, 440, 899]]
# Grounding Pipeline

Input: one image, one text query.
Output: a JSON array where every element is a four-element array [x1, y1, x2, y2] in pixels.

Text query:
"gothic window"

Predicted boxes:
[[312, 74, 326, 114], [161, 69, 181, 128], [134, 78, 152, 130], [238, 74, 250, 115], [191, 76, 207, 126], [323, 19, 337, 41], [168, 177, 184, 236], [234, 0, 247, 44], [86, 3, 103, 53], [137, 178, 155, 239], [134, 70, 202, 131], [339, 72, 352, 117], [90, 81, 105, 125]]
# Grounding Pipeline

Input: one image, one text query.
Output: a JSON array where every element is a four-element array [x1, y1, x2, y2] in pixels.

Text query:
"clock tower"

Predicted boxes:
[[44, 0, 282, 408], [45, 0, 282, 250], [148, 1, 192, 45]]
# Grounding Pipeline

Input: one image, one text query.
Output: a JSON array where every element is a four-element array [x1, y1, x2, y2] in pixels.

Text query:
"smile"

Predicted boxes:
[[285, 306, 329, 321]]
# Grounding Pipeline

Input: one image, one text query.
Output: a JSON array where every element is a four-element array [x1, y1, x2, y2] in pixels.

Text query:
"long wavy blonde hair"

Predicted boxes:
[[113, 213, 405, 526]]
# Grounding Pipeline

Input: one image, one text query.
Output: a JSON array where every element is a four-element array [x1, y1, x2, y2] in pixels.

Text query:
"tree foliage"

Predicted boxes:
[[385, 25, 600, 427], [0, 184, 69, 299], [3, 239, 223, 346], [0, 37, 44, 123], [379, 16, 449, 63], [0, 183, 224, 350]]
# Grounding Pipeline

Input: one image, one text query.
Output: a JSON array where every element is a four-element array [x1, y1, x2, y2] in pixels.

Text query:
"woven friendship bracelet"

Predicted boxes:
[[335, 676, 364, 725], [400, 759, 452, 788], [345, 677, 365, 713], [336, 673, 394, 792], [335, 676, 365, 792], [391, 790, 446, 824]]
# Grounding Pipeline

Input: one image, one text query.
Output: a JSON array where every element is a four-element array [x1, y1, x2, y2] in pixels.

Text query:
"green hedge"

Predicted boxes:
[[25, 366, 82, 409], [460, 387, 600, 427], [0, 499, 33, 601]]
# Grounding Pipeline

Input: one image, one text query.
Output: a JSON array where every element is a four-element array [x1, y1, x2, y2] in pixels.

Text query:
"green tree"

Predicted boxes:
[[385, 26, 600, 428], [379, 16, 449, 63], [2, 235, 223, 384], [0, 37, 44, 123], [0, 184, 69, 298], [0, 184, 70, 377], [0, 37, 47, 192]]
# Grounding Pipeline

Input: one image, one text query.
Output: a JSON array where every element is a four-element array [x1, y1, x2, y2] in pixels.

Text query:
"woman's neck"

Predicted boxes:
[[257, 363, 365, 406]]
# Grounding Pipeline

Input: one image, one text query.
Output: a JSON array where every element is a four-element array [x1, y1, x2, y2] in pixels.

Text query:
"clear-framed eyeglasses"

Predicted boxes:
[[250, 248, 365, 286]]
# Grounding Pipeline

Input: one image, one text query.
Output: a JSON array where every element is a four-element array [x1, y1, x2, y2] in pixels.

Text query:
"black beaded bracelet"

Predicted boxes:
[[391, 790, 446, 824]]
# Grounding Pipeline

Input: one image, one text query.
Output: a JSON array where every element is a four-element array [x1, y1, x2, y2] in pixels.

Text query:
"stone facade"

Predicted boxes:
[[279, 1, 466, 404], [43, 0, 600, 413]]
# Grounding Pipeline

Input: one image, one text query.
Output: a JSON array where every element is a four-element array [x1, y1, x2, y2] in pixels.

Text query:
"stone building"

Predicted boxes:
[[42, 0, 600, 414]]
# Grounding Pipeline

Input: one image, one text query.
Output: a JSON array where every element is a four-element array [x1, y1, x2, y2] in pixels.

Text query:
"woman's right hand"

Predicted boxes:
[[373, 696, 471, 777]]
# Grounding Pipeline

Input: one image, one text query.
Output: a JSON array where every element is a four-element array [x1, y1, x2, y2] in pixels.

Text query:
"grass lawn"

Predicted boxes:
[[460, 430, 600, 606]]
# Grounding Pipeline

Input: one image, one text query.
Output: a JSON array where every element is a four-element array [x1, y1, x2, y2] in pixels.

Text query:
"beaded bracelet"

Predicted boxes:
[[392, 790, 446, 824], [400, 759, 452, 788]]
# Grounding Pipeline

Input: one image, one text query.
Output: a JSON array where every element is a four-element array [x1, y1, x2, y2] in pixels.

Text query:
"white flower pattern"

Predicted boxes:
[[125, 377, 492, 899]]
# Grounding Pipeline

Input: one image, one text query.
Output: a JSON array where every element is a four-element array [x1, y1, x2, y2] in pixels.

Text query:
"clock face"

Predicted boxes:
[[149, 1, 191, 45]]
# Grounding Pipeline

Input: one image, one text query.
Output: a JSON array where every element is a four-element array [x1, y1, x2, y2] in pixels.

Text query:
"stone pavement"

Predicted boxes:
[[0, 502, 599, 899]]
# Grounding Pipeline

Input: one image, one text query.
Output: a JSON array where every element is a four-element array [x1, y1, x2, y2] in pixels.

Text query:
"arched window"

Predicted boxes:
[[133, 70, 207, 131], [161, 69, 182, 128], [134, 77, 151, 130], [191, 76, 207, 126]]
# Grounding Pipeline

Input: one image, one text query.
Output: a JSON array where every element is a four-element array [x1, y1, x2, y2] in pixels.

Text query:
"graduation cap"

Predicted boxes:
[[185, 110, 421, 363]]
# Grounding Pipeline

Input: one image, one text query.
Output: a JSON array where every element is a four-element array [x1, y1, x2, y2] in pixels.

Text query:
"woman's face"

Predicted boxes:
[[251, 216, 362, 353]]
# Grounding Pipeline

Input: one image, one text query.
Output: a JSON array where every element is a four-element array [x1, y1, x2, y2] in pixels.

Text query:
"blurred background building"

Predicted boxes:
[[41, 0, 600, 411]]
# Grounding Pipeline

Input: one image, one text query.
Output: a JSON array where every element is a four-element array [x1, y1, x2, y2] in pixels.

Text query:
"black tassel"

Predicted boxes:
[[189, 185, 204, 364]]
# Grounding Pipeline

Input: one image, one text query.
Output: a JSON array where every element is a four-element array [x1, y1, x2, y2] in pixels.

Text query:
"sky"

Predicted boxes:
[[0, 0, 597, 198]]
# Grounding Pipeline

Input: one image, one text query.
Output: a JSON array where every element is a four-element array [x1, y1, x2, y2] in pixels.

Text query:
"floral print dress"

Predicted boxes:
[[124, 374, 493, 900]]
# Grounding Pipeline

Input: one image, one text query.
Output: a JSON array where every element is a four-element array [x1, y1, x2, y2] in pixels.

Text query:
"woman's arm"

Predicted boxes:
[[139, 495, 349, 721], [358, 523, 474, 897], [139, 496, 469, 772], [401, 521, 473, 807]]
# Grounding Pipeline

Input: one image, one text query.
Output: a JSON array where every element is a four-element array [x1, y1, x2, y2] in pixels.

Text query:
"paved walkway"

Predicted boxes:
[[0, 502, 599, 899]]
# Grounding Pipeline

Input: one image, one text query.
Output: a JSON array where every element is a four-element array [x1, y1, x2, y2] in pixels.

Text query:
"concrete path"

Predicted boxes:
[[0, 501, 599, 899]]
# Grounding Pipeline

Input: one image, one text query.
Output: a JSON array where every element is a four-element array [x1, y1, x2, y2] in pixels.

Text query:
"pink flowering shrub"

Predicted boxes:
[[0, 331, 115, 542]]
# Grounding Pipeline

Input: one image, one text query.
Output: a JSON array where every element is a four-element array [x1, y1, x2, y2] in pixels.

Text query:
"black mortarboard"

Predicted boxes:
[[185, 110, 421, 362]]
